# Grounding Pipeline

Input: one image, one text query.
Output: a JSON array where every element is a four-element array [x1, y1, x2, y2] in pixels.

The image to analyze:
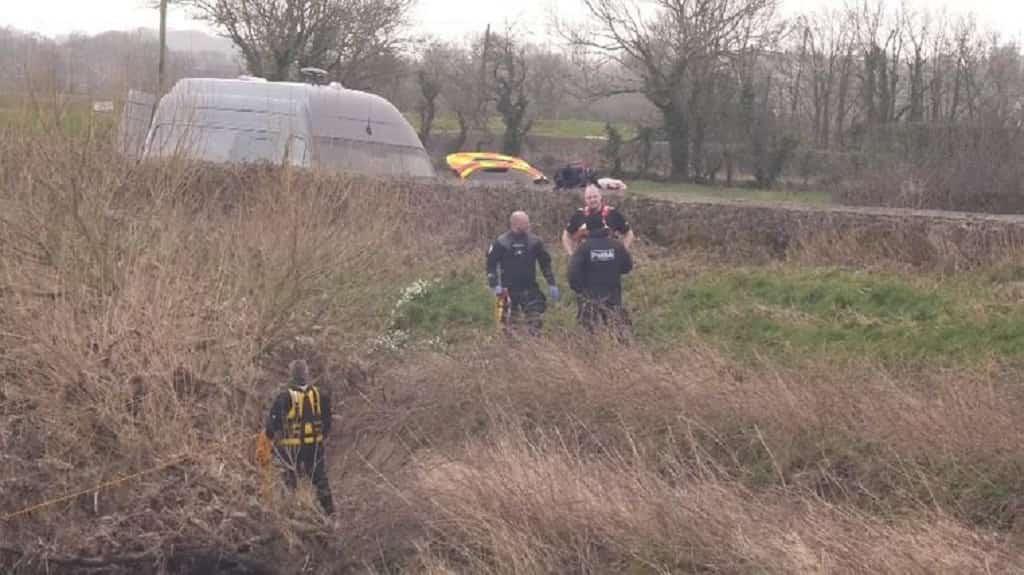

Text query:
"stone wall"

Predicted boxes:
[[616, 196, 1024, 270], [449, 184, 1024, 270]]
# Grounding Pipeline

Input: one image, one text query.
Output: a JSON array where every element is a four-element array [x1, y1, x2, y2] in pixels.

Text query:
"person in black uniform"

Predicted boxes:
[[568, 213, 634, 335], [486, 210, 561, 334], [561, 184, 635, 256], [264, 359, 334, 514]]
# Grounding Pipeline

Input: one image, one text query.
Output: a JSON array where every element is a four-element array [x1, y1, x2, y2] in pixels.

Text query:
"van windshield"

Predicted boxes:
[[313, 137, 435, 178]]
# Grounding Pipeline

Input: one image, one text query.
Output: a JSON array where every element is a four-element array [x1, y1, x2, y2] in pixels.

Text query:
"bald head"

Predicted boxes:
[[509, 211, 530, 234], [584, 185, 604, 210]]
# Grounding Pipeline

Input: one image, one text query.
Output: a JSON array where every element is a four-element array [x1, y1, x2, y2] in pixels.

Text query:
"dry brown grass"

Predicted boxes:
[[322, 338, 1024, 573], [0, 128, 509, 572], [408, 439, 1016, 574], [2, 128, 1024, 573]]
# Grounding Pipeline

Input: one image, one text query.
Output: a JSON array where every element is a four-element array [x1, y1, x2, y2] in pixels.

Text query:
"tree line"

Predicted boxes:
[[4, 0, 1024, 206], [0, 27, 239, 97]]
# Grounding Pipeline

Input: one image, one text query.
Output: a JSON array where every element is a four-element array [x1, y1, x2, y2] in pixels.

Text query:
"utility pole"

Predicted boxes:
[[475, 24, 491, 149], [158, 0, 168, 93]]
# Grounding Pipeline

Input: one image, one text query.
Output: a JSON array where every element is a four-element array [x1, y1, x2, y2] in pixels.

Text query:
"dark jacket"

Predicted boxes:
[[568, 230, 633, 300], [565, 205, 630, 239], [486, 231, 556, 290]]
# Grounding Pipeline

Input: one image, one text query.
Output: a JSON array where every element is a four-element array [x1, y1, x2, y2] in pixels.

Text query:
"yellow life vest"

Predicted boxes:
[[276, 387, 324, 447]]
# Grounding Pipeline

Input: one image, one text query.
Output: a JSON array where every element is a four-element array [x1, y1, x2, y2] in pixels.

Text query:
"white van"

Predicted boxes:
[[120, 76, 435, 179]]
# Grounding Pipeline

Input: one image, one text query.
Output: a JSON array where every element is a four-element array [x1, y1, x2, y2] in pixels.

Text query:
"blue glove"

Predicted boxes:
[[494, 285, 504, 296], [549, 285, 561, 301]]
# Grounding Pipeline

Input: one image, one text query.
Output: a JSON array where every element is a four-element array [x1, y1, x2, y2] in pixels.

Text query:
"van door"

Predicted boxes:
[[286, 136, 309, 168], [117, 89, 157, 158]]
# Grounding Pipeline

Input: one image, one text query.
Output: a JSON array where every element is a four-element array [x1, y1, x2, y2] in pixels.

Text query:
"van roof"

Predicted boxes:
[[154, 77, 424, 150]]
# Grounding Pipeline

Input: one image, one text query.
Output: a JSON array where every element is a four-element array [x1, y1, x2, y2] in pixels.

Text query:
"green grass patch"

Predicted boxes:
[[0, 101, 115, 138], [390, 274, 495, 340], [385, 261, 582, 344], [633, 267, 1024, 363], [376, 259, 1024, 365], [628, 179, 832, 206]]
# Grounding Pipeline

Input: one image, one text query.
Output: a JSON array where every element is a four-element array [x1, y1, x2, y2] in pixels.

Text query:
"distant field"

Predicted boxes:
[[0, 95, 115, 136], [628, 179, 833, 205]]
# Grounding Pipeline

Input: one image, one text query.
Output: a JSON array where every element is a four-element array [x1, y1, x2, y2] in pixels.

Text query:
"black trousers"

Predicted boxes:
[[277, 444, 334, 515], [507, 286, 547, 334], [576, 292, 631, 338]]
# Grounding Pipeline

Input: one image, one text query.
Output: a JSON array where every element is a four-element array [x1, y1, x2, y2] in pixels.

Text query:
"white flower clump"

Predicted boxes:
[[425, 336, 447, 352], [392, 278, 439, 316], [371, 328, 411, 353], [371, 278, 440, 353]]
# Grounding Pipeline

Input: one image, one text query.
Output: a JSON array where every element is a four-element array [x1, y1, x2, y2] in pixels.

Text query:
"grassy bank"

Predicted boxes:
[[3, 128, 1024, 573], [377, 259, 1024, 366]]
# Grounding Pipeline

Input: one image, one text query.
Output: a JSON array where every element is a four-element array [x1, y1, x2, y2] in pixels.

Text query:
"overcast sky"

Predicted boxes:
[[2, 0, 1022, 45]]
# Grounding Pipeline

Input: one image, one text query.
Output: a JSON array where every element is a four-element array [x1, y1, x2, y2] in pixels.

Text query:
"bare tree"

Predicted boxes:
[[56, 31, 191, 96], [183, 0, 412, 86], [800, 9, 851, 148], [852, 0, 904, 127], [0, 28, 62, 94], [903, 6, 930, 123], [525, 50, 573, 121], [567, 0, 779, 181], [414, 41, 447, 145], [432, 36, 491, 153], [983, 42, 1024, 125], [489, 31, 532, 156], [927, 14, 950, 122], [833, 42, 856, 148], [948, 17, 983, 122]]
